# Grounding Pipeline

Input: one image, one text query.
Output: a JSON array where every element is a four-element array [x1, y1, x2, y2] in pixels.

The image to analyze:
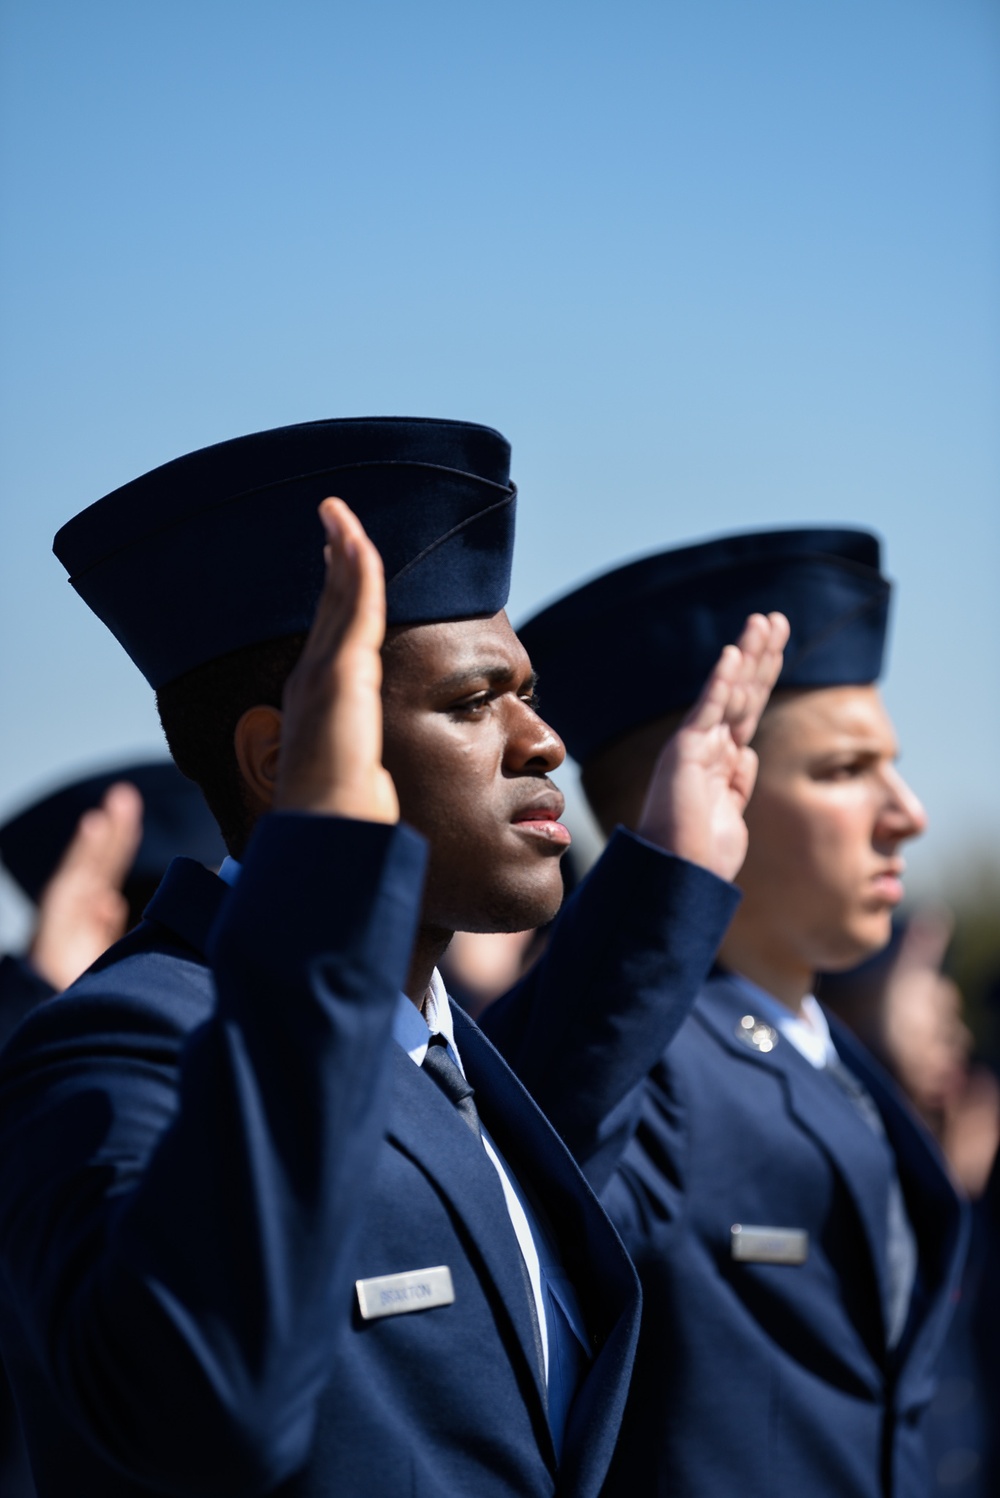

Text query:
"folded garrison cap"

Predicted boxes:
[[519, 528, 891, 764], [53, 418, 516, 688], [0, 762, 225, 905]]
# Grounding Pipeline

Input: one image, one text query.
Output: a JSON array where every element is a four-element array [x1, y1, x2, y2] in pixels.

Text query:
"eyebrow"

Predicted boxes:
[[815, 737, 900, 760], [432, 664, 539, 695]]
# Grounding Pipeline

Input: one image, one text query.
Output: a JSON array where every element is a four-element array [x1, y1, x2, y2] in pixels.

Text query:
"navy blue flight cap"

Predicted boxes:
[[53, 417, 516, 688], [519, 527, 891, 764], [0, 762, 225, 905]]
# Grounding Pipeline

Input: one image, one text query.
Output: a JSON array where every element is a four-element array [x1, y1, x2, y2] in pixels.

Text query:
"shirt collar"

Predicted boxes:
[[393, 970, 462, 1070], [217, 855, 242, 887]]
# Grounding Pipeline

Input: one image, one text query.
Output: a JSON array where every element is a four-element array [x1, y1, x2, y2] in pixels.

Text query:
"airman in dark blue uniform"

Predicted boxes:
[[0, 421, 779, 1496], [0, 762, 224, 1497], [512, 529, 968, 1497]]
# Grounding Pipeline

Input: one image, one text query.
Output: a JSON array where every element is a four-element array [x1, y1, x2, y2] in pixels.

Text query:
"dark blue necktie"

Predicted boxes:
[[824, 1054, 918, 1349], [422, 1034, 482, 1137], [422, 1032, 549, 1392]]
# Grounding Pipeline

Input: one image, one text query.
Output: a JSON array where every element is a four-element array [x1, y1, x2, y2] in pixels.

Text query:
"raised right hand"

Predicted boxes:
[[274, 499, 399, 826], [636, 611, 789, 881], [29, 781, 144, 990]]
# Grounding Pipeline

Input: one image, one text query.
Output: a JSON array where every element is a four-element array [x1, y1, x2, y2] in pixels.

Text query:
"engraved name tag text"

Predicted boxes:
[[356, 1265, 456, 1320], [731, 1224, 809, 1265]]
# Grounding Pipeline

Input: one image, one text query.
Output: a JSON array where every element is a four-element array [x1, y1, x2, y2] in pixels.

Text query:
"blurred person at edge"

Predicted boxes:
[[0, 763, 224, 1498], [822, 921, 1000, 1498], [495, 528, 969, 1498], [0, 763, 225, 1046], [820, 915, 1000, 1194]]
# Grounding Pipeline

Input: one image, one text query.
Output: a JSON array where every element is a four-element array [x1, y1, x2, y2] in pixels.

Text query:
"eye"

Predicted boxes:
[[817, 758, 868, 782], [520, 689, 541, 713], [449, 691, 492, 717]]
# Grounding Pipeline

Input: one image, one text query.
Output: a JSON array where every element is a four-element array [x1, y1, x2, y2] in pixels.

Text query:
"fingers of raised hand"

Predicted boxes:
[[58, 783, 143, 889], [760, 611, 790, 688], [728, 611, 789, 745], [730, 744, 761, 808], [274, 500, 398, 824], [285, 500, 387, 704], [304, 499, 364, 660], [319, 498, 387, 654], [97, 784, 145, 885], [682, 643, 743, 734]]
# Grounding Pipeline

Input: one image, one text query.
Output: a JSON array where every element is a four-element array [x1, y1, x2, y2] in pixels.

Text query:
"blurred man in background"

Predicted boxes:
[[0, 763, 224, 1042], [823, 919, 1000, 1498], [503, 527, 968, 1498], [0, 761, 225, 1498]]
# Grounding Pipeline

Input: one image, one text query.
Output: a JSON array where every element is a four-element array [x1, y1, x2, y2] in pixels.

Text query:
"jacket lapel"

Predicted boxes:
[[695, 973, 897, 1351], [829, 1016, 969, 1405], [384, 1041, 554, 1453], [145, 871, 556, 1445], [142, 866, 640, 1493], [452, 1007, 641, 1498]]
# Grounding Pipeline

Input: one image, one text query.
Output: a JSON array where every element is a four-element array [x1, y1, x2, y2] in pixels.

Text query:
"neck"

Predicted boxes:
[[717, 928, 813, 1014], [405, 925, 454, 1010]]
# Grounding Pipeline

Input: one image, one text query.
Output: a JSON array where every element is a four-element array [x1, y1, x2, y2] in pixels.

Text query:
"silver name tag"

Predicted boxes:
[[731, 1224, 809, 1265], [356, 1265, 455, 1321]]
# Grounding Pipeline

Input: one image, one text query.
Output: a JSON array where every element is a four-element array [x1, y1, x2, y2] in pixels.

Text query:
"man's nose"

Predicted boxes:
[[877, 766, 928, 844], [505, 698, 566, 773]]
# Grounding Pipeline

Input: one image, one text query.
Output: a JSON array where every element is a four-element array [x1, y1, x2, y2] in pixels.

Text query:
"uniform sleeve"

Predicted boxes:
[[481, 828, 738, 1191], [0, 954, 56, 1048], [0, 812, 427, 1497]]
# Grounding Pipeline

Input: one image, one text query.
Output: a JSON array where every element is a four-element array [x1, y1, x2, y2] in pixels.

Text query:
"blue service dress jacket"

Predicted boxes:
[[495, 958, 968, 1498], [0, 814, 736, 1498], [511, 958, 964, 1498]]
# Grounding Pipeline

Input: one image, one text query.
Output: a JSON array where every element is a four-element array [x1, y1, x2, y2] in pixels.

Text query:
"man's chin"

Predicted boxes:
[[435, 873, 566, 938], [819, 920, 894, 973]]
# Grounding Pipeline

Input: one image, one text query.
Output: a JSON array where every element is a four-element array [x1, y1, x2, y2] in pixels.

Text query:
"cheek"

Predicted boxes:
[[744, 788, 868, 904], [383, 729, 497, 840]]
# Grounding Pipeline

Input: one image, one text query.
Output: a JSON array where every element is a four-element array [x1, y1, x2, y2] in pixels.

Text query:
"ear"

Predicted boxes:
[[234, 706, 283, 816]]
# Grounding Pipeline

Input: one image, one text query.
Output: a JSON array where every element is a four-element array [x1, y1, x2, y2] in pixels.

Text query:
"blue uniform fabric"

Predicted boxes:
[[0, 812, 738, 1498], [924, 1195, 991, 1498], [618, 973, 966, 1496], [484, 828, 743, 1187], [922, 1147, 1000, 1497], [0, 961, 51, 1497], [0, 956, 54, 1050], [496, 960, 968, 1497]]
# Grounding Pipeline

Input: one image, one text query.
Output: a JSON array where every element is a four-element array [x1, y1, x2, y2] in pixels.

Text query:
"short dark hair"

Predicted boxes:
[[156, 633, 307, 857], [580, 708, 687, 837]]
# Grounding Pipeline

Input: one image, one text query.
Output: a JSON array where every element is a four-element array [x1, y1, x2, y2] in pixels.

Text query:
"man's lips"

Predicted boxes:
[[870, 864, 905, 904], [510, 794, 572, 846]]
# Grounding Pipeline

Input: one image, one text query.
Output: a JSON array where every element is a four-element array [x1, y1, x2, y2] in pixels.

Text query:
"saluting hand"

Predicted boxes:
[[274, 498, 399, 826], [637, 611, 789, 881], [28, 781, 144, 991]]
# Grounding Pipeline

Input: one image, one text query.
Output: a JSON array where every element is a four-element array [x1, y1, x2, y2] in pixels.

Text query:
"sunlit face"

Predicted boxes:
[[380, 611, 570, 937], [732, 685, 927, 977]]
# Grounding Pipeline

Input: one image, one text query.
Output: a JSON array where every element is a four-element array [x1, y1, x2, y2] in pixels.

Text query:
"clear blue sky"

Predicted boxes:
[[1, 0, 997, 928]]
